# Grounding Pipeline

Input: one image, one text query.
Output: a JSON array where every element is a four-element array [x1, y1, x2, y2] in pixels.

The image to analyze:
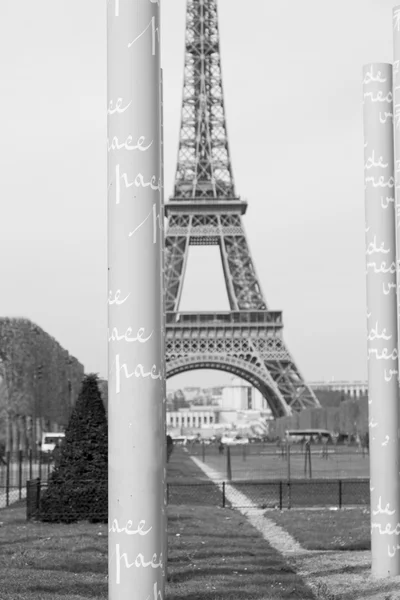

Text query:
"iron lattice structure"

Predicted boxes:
[[164, 0, 319, 417]]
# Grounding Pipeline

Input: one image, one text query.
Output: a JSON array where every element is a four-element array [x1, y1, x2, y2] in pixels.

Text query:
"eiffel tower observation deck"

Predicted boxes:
[[164, 0, 320, 417]]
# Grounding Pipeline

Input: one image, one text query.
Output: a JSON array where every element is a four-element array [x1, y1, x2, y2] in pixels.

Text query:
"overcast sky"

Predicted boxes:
[[0, 0, 397, 390]]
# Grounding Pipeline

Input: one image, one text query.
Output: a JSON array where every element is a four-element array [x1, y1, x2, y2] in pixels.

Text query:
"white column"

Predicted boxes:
[[363, 61, 400, 577], [108, 0, 166, 596]]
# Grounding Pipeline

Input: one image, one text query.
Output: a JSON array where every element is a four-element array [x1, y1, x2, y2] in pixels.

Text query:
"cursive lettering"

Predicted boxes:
[[373, 497, 396, 516], [113, 167, 161, 205], [366, 261, 396, 274], [109, 519, 152, 536], [115, 545, 163, 585], [127, 16, 159, 56], [146, 582, 163, 600], [114, 165, 133, 205], [108, 289, 130, 305], [108, 135, 153, 152], [115, 354, 162, 393], [383, 282, 396, 295], [388, 544, 400, 558], [363, 66, 387, 84], [382, 435, 390, 446], [384, 368, 398, 382], [364, 151, 389, 170], [135, 173, 161, 191], [381, 195, 395, 208], [380, 111, 393, 123], [363, 91, 393, 103], [108, 98, 132, 115], [366, 236, 390, 255], [365, 175, 395, 188], [108, 327, 153, 343], [368, 348, 398, 361], [367, 322, 392, 341], [129, 203, 161, 244], [371, 522, 400, 535]]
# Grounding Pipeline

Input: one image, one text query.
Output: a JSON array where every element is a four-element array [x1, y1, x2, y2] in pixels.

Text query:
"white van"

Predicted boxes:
[[41, 432, 65, 454]]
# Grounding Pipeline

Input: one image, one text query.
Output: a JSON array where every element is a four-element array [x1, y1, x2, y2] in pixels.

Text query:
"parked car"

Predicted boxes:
[[41, 432, 65, 454]]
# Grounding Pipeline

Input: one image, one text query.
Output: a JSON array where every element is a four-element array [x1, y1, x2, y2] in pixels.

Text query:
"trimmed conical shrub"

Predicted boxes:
[[39, 373, 108, 523]]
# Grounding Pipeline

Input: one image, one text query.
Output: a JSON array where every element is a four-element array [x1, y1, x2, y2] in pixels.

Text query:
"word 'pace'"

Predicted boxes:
[[113, 165, 161, 205], [114, 354, 161, 393], [109, 519, 152, 536], [108, 327, 153, 343], [108, 136, 153, 152], [115, 545, 163, 585]]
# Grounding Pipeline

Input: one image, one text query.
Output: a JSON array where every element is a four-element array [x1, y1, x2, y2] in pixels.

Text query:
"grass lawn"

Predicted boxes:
[[167, 446, 211, 482], [194, 446, 370, 481], [0, 448, 321, 599], [268, 507, 371, 551], [0, 502, 318, 600]]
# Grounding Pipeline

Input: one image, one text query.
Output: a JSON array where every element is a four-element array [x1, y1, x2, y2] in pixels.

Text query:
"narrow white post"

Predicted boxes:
[[363, 62, 400, 577], [107, 0, 166, 597], [160, 66, 168, 574], [393, 7, 400, 355]]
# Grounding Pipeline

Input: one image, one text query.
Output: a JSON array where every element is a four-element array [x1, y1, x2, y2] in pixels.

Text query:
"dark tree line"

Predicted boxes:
[[0, 317, 84, 451], [272, 395, 370, 439]]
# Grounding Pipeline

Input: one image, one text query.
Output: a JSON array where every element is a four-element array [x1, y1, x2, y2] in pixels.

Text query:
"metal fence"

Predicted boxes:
[[186, 442, 370, 480], [0, 450, 53, 509], [24, 476, 370, 521]]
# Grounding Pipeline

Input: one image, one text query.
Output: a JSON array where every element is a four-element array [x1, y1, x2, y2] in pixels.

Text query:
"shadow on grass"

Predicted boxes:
[[28, 582, 106, 598], [33, 559, 106, 575]]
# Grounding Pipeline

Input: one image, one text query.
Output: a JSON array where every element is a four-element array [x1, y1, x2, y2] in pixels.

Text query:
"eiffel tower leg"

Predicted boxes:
[[165, 234, 189, 312]]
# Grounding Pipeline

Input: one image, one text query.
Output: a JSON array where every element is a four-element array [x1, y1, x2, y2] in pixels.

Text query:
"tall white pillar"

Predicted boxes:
[[363, 62, 400, 577], [107, 0, 166, 597]]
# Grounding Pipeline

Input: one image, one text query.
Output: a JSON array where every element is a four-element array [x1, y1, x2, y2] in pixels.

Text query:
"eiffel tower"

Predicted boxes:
[[164, 0, 320, 417]]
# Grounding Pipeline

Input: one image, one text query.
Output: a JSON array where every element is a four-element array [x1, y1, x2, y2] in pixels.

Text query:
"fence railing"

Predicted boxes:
[[0, 450, 54, 508], [185, 442, 370, 480], [24, 476, 370, 521]]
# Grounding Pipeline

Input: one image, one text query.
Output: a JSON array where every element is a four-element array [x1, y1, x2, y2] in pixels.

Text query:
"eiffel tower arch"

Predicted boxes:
[[164, 0, 320, 418]]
